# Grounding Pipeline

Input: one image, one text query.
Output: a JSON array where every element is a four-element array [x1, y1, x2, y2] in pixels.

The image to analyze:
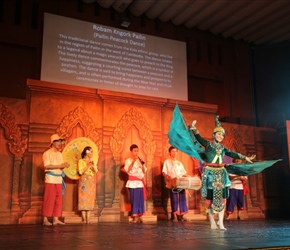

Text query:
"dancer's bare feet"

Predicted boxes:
[[43, 220, 52, 226], [131, 217, 138, 223], [211, 222, 218, 230], [216, 220, 227, 230], [43, 217, 52, 226], [53, 219, 65, 225]]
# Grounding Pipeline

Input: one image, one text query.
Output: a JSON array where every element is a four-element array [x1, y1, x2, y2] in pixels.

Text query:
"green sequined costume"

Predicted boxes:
[[168, 104, 281, 213], [193, 133, 245, 212]]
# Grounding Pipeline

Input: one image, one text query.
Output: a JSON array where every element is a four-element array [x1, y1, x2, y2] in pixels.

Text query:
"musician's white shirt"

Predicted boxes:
[[162, 159, 186, 178], [229, 174, 247, 190], [124, 158, 147, 188]]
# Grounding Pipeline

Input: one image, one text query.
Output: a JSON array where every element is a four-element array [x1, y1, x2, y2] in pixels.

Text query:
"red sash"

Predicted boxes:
[[242, 182, 250, 195], [204, 162, 225, 167], [128, 176, 148, 200]]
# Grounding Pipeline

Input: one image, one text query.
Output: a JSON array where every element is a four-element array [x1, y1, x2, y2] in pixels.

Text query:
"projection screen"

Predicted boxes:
[[41, 13, 188, 101]]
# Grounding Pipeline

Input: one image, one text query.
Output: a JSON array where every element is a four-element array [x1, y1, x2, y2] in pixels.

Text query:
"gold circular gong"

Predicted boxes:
[[62, 137, 99, 180]]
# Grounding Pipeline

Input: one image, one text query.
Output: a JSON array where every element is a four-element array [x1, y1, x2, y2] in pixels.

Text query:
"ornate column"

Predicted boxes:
[[0, 103, 27, 212]]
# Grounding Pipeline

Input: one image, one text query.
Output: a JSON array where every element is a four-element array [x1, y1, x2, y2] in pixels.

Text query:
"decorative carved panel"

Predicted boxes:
[[56, 106, 102, 151], [0, 102, 27, 211], [110, 108, 156, 165]]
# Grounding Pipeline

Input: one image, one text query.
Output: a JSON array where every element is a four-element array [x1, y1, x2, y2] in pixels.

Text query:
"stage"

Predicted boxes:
[[1, 219, 290, 250]]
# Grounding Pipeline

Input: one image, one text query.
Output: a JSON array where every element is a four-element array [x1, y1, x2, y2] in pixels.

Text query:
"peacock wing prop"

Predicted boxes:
[[168, 104, 203, 162], [226, 159, 282, 176]]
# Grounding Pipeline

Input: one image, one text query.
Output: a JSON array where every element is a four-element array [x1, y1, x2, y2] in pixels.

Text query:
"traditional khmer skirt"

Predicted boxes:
[[78, 174, 96, 211], [201, 166, 231, 212]]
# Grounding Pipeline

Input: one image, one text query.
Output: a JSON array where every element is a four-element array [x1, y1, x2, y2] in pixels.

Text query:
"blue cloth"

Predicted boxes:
[[128, 188, 145, 216], [169, 189, 188, 214], [46, 171, 66, 195], [226, 189, 245, 213], [202, 167, 232, 191], [168, 104, 203, 162], [226, 160, 282, 176], [168, 104, 282, 176]]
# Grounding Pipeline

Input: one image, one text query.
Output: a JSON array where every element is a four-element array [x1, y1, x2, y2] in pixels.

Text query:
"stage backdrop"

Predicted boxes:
[[0, 79, 284, 224]]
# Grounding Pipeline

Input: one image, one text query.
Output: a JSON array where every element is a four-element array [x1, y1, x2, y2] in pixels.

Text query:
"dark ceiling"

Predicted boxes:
[[83, 0, 290, 45]]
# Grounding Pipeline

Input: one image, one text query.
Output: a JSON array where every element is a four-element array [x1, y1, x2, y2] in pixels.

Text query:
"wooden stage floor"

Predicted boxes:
[[1, 219, 290, 250]]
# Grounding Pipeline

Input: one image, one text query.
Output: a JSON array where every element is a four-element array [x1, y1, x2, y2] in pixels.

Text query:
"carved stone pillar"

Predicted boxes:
[[11, 156, 22, 210], [0, 103, 27, 213]]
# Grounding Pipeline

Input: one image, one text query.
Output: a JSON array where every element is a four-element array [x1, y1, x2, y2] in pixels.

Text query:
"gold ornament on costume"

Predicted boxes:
[[213, 115, 225, 135], [62, 137, 99, 180]]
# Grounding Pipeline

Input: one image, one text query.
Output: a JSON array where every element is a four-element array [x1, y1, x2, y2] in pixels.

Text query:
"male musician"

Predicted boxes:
[[42, 134, 69, 226], [226, 173, 248, 220], [124, 144, 147, 223], [162, 146, 188, 221]]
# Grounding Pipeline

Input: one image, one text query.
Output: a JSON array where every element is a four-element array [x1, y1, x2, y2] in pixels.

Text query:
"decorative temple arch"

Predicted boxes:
[[109, 108, 156, 205], [110, 108, 156, 165], [56, 106, 102, 150], [0, 103, 27, 210]]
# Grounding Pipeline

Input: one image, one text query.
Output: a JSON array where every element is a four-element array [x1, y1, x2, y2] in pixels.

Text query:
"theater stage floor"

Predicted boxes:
[[1, 219, 290, 250]]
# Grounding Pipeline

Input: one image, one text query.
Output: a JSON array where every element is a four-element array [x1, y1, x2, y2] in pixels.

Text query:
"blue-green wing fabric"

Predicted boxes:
[[226, 159, 282, 176], [168, 104, 203, 162]]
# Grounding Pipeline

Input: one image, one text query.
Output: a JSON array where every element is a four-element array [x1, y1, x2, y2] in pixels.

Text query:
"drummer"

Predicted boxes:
[[162, 146, 189, 221]]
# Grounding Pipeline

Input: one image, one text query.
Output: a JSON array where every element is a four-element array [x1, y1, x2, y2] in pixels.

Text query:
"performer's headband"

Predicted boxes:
[[213, 115, 225, 135], [213, 126, 225, 135]]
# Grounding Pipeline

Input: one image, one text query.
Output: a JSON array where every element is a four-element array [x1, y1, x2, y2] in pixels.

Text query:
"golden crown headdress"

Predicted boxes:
[[213, 115, 225, 135]]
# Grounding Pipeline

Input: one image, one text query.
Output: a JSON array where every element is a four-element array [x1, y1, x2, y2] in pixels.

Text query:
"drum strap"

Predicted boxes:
[[172, 188, 183, 193]]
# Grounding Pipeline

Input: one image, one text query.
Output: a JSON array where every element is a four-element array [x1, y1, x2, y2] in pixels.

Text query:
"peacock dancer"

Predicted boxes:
[[188, 118, 254, 230], [168, 104, 281, 230]]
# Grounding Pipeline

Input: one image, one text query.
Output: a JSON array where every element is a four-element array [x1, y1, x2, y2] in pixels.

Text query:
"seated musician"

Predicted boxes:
[[162, 146, 189, 221]]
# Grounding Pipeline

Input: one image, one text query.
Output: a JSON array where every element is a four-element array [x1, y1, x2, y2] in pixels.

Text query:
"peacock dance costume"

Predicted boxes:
[[190, 126, 246, 230], [168, 104, 281, 230]]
